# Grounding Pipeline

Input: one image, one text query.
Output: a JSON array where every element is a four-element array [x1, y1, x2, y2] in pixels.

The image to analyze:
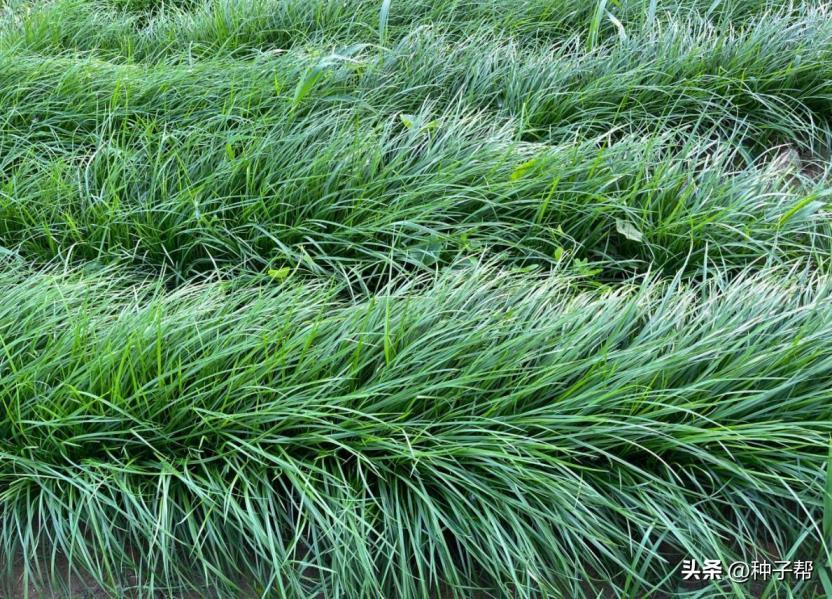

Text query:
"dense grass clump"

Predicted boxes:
[[2, 263, 832, 597], [1, 110, 828, 282], [1, 0, 832, 597]]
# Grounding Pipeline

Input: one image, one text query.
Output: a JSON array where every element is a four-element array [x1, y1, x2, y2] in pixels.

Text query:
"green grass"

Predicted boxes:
[[6, 0, 820, 61], [1, 0, 832, 596], [2, 109, 829, 283], [2, 262, 832, 597]]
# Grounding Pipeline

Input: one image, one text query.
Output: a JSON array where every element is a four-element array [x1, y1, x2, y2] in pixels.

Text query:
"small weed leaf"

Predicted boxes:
[[574, 257, 603, 277], [615, 218, 644, 243], [404, 237, 444, 267], [510, 158, 537, 181], [267, 267, 291, 281]]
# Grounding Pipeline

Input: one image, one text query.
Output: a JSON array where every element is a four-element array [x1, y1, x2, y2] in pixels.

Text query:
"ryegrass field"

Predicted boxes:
[[1, 0, 832, 596]]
